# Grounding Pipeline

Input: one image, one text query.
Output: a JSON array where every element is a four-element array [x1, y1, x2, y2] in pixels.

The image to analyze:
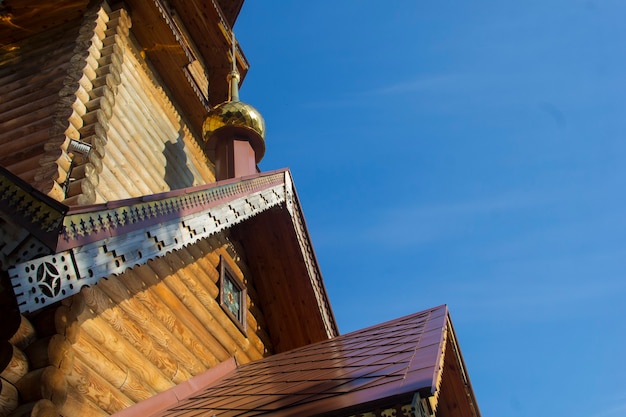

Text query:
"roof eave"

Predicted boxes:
[[3, 168, 338, 345]]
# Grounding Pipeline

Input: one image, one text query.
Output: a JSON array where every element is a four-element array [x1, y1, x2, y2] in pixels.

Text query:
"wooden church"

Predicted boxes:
[[0, 1, 481, 416]]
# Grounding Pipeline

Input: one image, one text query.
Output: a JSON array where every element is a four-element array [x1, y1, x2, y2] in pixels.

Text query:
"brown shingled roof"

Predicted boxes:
[[115, 304, 479, 417]]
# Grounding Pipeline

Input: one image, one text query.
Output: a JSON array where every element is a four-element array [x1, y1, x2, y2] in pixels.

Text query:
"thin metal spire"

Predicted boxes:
[[228, 30, 240, 102]]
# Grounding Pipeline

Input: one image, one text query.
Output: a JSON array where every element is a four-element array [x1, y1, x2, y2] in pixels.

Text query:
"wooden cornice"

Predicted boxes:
[[4, 168, 338, 342], [8, 170, 284, 311], [0, 166, 68, 250]]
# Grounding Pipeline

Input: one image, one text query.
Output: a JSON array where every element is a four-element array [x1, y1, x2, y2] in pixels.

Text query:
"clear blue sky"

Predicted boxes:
[[235, 2, 626, 416]]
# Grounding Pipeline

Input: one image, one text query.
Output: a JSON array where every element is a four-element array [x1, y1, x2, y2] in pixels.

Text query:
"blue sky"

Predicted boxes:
[[235, 1, 626, 416]]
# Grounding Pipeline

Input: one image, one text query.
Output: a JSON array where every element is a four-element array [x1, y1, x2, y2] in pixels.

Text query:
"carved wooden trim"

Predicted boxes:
[[7, 168, 338, 346], [9, 173, 286, 313], [152, 0, 211, 109], [284, 171, 337, 338], [0, 168, 67, 251], [349, 403, 419, 417]]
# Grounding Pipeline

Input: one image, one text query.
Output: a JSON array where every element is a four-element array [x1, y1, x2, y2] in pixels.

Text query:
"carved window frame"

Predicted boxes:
[[218, 255, 247, 335]]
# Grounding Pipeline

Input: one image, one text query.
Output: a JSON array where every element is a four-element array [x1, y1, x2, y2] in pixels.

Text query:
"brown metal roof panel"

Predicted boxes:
[[113, 358, 237, 417], [156, 305, 449, 417], [153, 307, 483, 417]]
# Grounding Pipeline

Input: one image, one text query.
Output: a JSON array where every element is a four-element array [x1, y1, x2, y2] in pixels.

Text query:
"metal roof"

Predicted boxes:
[[139, 305, 453, 417]]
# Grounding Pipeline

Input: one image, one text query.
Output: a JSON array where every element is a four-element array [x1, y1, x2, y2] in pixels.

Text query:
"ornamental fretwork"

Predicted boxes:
[[10, 175, 286, 313]]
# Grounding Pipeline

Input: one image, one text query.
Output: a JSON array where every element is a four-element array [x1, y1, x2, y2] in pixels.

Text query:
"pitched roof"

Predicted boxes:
[[114, 305, 479, 417], [2, 167, 338, 350]]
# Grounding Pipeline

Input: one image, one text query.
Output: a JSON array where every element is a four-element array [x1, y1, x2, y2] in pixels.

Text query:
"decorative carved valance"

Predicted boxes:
[[9, 171, 286, 312]]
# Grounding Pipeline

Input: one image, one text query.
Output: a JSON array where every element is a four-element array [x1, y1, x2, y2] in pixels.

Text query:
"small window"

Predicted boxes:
[[219, 256, 247, 334]]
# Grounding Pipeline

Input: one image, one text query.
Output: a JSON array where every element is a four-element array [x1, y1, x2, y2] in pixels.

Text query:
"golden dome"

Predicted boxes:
[[203, 100, 266, 162], [203, 100, 265, 141]]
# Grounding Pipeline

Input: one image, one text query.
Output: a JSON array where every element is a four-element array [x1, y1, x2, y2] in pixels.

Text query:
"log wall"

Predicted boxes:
[[0, 0, 216, 205], [1, 232, 271, 416], [0, 18, 78, 187], [96, 4, 216, 201]]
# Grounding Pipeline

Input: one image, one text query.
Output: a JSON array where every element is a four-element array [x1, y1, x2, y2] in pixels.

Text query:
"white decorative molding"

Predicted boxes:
[[10, 181, 285, 313]]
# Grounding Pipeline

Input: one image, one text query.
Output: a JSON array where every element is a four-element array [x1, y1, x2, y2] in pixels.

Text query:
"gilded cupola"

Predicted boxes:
[[203, 34, 265, 179]]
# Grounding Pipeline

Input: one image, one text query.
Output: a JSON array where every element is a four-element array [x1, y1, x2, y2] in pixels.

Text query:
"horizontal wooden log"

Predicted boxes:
[[148, 258, 259, 364], [0, 93, 58, 125], [57, 95, 86, 119], [101, 41, 124, 61], [93, 167, 123, 200], [0, 377, 18, 416], [35, 162, 68, 184], [84, 54, 99, 78], [81, 9, 108, 36], [85, 95, 114, 115], [40, 367, 68, 407], [97, 277, 205, 376], [47, 335, 74, 375], [68, 290, 175, 393], [106, 99, 171, 191], [45, 181, 66, 203], [106, 119, 163, 195], [89, 136, 107, 159], [59, 83, 90, 104], [38, 148, 72, 173], [171, 248, 266, 357], [9, 316, 36, 351], [96, 52, 120, 71], [65, 177, 95, 202], [14, 366, 66, 405], [77, 122, 107, 145], [5, 154, 41, 176], [24, 337, 53, 370], [91, 72, 120, 90], [61, 72, 93, 96], [117, 270, 220, 369], [6, 399, 59, 417], [0, 116, 53, 152], [71, 56, 97, 81], [0, 344, 28, 385], [55, 305, 156, 403], [0, 62, 67, 102], [95, 63, 122, 80], [66, 354, 134, 415], [29, 178, 65, 202], [82, 109, 108, 127], [59, 385, 107, 417], [81, 285, 191, 384], [108, 8, 131, 27], [133, 264, 231, 363], [43, 136, 70, 153], [55, 106, 84, 133], [0, 42, 71, 91]]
